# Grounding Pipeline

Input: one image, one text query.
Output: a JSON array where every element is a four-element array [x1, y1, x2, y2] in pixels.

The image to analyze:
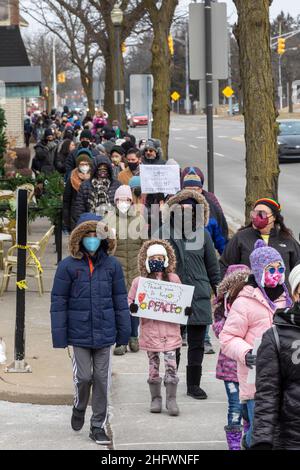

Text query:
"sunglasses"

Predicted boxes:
[[250, 210, 270, 219], [266, 266, 285, 275]]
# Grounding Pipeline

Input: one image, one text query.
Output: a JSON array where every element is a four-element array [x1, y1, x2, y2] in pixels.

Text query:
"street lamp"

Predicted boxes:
[[111, 1, 124, 126]]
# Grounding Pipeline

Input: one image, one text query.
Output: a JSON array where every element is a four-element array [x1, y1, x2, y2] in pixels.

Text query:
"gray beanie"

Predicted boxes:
[[289, 265, 300, 295]]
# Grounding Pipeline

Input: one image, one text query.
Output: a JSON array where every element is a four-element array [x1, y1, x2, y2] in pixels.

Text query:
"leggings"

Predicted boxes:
[[147, 350, 178, 384]]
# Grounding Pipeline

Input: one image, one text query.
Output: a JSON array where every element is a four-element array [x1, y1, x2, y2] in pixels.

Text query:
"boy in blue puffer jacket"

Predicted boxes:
[[50, 212, 130, 445]]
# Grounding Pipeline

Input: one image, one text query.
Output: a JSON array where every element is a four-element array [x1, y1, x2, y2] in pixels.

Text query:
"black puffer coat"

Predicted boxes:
[[251, 302, 300, 450], [74, 155, 121, 222]]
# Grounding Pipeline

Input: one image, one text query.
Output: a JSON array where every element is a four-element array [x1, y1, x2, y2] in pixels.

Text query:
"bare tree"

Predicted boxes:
[[233, 0, 279, 221]]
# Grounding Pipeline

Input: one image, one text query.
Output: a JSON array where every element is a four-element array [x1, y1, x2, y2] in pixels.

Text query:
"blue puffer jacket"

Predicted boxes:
[[50, 213, 131, 349]]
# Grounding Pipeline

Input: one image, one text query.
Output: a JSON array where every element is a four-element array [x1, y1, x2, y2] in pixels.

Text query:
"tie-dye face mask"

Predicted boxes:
[[264, 264, 285, 288]]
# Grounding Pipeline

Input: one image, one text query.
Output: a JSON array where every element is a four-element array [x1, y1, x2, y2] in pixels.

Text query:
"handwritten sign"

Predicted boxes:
[[246, 338, 262, 385], [140, 165, 181, 195], [133, 277, 195, 325]]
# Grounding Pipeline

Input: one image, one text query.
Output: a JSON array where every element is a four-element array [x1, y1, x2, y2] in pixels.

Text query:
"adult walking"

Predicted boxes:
[[50, 213, 130, 445], [65, 129, 100, 178], [251, 264, 300, 450], [118, 148, 141, 185], [31, 128, 58, 175], [219, 197, 300, 280], [158, 189, 221, 399]]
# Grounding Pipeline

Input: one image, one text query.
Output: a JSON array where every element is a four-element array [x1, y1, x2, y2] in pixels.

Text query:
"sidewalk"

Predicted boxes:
[[0, 218, 227, 449]]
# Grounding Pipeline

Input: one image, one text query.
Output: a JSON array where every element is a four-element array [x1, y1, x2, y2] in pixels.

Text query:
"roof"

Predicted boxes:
[[0, 26, 30, 67]]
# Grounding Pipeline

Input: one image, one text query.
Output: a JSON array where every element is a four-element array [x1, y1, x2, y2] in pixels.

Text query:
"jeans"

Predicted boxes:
[[130, 315, 139, 338], [245, 399, 255, 447], [224, 381, 243, 427]]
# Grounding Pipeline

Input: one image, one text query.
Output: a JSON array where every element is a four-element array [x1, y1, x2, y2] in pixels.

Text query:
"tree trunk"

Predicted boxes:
[[80, 71, 95, 116], [104, 30, 126, 130], [288, 80, 293, 113], [234, 0, 279, 223]]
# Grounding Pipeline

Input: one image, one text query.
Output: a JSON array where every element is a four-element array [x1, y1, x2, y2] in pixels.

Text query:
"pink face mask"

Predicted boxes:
[[264, 266, 285, 288]]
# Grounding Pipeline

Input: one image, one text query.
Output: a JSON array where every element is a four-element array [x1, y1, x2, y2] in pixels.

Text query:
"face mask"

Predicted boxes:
[[128, 162, 139, 172], [264, 266, 285, 288], [133, 188, 141, 198], [98, 168, 109, 178], [117, 201, 131, 214], [111, 157, 121, 165], [82, 237, 101, 253], [81, 140, 90, 148], [112, 126, 119, 131], [250, 210, 271, 230], [78, 165, 90, 174], [149, 259, 165, 273]]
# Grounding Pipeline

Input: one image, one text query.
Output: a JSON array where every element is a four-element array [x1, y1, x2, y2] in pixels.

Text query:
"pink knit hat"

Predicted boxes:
[[114, 185, 133, 203]]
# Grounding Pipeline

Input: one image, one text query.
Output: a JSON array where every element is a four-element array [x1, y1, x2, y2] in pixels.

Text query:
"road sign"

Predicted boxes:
[[222, 86, 234, 98], [171, 91, 180, 101], [189, 2, 228, 80], [199, 80, 219, 108], [114, 90, 124, 105]]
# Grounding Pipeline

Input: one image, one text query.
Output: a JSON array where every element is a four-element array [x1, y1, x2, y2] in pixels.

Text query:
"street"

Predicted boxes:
[[135, 114, 300, 237]]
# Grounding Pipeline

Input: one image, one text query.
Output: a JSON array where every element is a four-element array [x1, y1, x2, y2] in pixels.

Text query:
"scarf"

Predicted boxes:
[[70, 169, 89, 192], [88, 177, 111, 215]]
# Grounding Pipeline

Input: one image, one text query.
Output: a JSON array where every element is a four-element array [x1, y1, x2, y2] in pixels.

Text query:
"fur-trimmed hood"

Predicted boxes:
[[216, 267, 251, 302], [69, 218, 116, 259], [163, 189, 210, 226], [138, 239, 177, 277]]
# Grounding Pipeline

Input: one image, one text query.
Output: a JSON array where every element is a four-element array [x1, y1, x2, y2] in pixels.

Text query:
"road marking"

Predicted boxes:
[[170, 128, 183, 131], [196, 136, 206, 139], [232, 135, 244, 142], [215, 152, 225, 157], [217, 136, 228, 138], [174, 137, 184, 140], [189, 144, 198, 149]]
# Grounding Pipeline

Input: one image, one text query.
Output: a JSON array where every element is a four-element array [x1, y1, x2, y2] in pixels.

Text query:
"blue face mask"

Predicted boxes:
[[82, 237, 101, 253], [149, 259, 165, 273]]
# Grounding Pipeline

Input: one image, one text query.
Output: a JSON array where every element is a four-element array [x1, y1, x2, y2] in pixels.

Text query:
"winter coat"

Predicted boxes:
[[118, 167, 134, 185], [251, 303, 300, 450], [213, 306, 238, 383], [203, 190, 228, 255], [219, 285, 288, 401], [141, 155, 165, 165], [128, 239, 182, 352], [104, 210, 146, 289], [54, 142, 69, 174], [157, 190, 221, 325], [219, 226, 300, 280], [50, 214, 131, 349], [74, 155, 121, 222], [63, 171, 90, 232], [32, 140, 57, 174]]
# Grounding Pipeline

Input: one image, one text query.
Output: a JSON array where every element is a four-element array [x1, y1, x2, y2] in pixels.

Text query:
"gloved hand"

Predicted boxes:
[[245, 350, 257, 369], [130, 302, 139, 313], [185, 306, 193, 316]]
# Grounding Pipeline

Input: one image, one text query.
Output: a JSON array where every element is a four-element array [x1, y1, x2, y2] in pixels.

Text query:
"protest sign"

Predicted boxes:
[[246, 338, 262, 385], [132, 277, 195, 325], [140, 165, 181, 195]]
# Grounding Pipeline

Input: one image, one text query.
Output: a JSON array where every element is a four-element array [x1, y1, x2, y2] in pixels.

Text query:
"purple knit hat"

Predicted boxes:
[[249, 240, 292, 309]]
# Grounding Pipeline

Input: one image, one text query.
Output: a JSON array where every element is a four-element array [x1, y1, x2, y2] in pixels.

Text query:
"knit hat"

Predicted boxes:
[[128, 176, 141, 189], [76, 154, 92, 167], [289, 265, 300, 296], [110, 145, 125, 156], [144, 139, 157, 151], [254, 198, 281, 214], [114, 185, 133, 203], [80, 129, 92, 140], [44, 128, 53, 138], [249, 240, 292, 309], [76, 148, 93, 160], [146, 243, 169, 273], [182, 167, 204, 189]]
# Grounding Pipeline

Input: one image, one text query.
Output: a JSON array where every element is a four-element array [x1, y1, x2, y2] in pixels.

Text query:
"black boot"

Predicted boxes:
[[186, 365, 207, 400], [71, 407, 85, 431]]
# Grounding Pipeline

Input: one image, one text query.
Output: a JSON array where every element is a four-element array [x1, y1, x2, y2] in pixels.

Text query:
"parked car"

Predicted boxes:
[[129, 113, 148, 127], [278, 119, 300, 163]]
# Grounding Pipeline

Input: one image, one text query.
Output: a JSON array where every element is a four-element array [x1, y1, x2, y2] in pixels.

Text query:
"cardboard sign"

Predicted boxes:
[[140, 165, 180, 195], [246, 338, 262, 385], [132, 277, 195, 325]]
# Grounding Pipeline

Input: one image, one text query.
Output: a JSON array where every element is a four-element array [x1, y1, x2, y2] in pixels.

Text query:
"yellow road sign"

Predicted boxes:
[[222, 86, 234, 98], [171, 91, 180, 101]]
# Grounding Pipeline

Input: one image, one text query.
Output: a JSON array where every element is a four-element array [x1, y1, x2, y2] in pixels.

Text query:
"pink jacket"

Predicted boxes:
[[128, 273, 182, 352], [219, 285, 288, 401]]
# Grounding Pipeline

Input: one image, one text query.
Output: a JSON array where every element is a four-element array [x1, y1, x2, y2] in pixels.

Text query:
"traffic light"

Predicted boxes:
[[57, 72, 66, 83], [277, 38, 286, 55], [121, 42, 126, 54], [168, 35, 174, 56]]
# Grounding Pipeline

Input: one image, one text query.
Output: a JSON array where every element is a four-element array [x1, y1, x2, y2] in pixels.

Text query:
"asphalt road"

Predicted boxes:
[[133, 114, 300, 238]]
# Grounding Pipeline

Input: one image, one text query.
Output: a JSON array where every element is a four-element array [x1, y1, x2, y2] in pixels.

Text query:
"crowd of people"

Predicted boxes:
[[46, 107, 300, 449]]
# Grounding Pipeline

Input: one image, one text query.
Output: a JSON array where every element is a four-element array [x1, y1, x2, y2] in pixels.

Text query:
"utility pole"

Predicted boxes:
[[278, 21, 283, 110], [185, 27, 191, 114], [228, 26, 233, 116], [53, 37, 57, 110], [205, 0, 214, 193]]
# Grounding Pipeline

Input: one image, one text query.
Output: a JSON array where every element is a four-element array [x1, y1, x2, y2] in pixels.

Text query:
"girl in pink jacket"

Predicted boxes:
[[219, 240, 292, 449], [128, 240, 184, 417]]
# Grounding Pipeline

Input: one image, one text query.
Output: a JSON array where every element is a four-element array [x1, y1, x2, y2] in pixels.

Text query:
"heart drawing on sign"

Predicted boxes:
[[138, 293, 146, 304]]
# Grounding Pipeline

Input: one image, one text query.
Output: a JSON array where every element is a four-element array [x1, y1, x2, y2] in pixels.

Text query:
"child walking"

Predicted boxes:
[[213, 264, 250, 450], [128, 240, 184, 416], [220, 240, 292, 448]]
